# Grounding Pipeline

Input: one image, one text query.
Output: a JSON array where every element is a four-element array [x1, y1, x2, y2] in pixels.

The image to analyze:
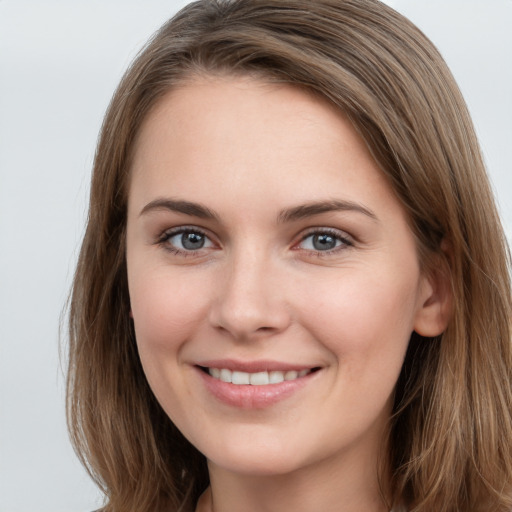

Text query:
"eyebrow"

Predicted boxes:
[[139, 198, 219, 220], [139, 197, 377, 223], [277, 200, 377, 223]]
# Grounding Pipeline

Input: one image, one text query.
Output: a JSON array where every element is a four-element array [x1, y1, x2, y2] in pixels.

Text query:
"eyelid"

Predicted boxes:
[[156, 225, 217, 255], [157, 224, 207, 241], [154, 225, 353, 257], [294, 227, 354, 254]]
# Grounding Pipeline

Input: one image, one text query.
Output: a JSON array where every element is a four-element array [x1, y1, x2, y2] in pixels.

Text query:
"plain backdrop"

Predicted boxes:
[[0, 1, 510, 511]]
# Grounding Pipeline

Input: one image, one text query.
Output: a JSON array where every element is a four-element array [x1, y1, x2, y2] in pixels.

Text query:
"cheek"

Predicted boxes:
[[128, 266, 210, 358], [127, 266, 213, 421], [298, 268, 419, 371]]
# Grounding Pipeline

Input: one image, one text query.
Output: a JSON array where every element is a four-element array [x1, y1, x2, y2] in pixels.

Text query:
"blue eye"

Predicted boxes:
[[162, 228, 214, 252], [299, 230, 351, 252]]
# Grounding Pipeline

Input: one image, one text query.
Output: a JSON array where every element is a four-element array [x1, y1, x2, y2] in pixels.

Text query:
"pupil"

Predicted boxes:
[[313, 234, 336, 251], [182, 232, 205, 250]]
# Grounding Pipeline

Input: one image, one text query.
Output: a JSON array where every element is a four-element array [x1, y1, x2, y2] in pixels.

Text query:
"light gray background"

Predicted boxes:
[[0, 1, 510, 511]]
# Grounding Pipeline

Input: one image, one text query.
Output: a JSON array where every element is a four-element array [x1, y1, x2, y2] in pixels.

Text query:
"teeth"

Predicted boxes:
[[250, 371, 269, 385], [207, 368, 312, 385], [269, 371, 285, 384], [232, 371, 250, 385], [220, 369, 231, 383]]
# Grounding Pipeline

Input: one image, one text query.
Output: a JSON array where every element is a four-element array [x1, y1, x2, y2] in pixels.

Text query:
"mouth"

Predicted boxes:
[[195, 362, 322, 408], [197, 366, 320, 385]]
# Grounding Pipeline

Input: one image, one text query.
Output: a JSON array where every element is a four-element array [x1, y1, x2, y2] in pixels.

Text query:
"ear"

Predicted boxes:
[[413, 248, 453, 337]]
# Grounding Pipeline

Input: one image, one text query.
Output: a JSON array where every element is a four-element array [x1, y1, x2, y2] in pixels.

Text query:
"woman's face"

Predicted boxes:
[[126, 77, 441, 477]]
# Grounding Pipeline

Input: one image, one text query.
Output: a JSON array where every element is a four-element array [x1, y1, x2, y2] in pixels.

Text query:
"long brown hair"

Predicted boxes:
[[67, 1, 512, 511]]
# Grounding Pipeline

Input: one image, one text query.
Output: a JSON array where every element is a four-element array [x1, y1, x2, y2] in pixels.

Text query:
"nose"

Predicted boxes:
[[208, 249, 291, 340]]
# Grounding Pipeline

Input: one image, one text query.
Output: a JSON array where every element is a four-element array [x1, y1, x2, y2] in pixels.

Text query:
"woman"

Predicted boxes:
[[67, 1, 512, 511]]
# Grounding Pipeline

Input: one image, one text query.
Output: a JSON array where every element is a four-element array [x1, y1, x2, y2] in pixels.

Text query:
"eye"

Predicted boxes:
[[297, 229, 352, 253], [159, 227, 215, 254]]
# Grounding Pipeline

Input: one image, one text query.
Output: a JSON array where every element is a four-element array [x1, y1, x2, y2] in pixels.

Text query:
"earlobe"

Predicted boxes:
[[413, 255, 453, 337]]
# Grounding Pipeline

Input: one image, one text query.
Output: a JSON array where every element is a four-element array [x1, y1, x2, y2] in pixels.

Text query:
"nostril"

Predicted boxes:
[[207, 289, 292, 340]]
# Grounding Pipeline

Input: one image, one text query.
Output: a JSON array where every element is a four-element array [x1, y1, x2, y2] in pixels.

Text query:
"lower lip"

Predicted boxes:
[[196, 368, 316, 409]]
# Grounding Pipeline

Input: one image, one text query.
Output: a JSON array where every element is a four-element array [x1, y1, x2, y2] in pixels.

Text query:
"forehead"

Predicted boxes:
[[131, 76, 353, 170], [127, 75, 399, 221]]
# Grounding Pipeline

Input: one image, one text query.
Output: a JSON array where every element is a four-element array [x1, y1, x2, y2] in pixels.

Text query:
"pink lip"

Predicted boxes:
[[194, 361, 320, 409]]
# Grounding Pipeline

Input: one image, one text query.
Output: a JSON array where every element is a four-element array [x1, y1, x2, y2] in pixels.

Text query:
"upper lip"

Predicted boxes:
[[195, 359, 319, 373]]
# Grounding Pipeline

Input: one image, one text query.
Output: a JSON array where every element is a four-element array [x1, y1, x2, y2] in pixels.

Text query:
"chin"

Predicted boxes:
[[199, 431, 310, 477], [209, 452, 307, 478]]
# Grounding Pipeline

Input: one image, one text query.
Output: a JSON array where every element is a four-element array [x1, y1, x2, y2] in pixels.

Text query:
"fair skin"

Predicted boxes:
[[126, 76, 449, 512]]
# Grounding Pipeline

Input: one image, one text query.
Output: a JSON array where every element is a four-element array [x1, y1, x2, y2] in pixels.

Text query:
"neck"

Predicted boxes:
[[199, 444, 391, 512]]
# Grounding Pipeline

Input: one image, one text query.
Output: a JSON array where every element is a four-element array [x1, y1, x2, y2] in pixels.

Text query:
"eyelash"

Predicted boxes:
[[295, 228, 353, 256], [156, 226, 353, 257], [156, 226, 214, 257]]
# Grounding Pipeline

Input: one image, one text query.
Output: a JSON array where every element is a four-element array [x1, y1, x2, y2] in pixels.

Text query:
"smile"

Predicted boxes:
[[194, 360, 322, 408], [206, 367, 313, 385]]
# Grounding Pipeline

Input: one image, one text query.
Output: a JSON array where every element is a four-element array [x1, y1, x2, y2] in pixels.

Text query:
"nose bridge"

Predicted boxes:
[[209, 243, 290, 339]]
